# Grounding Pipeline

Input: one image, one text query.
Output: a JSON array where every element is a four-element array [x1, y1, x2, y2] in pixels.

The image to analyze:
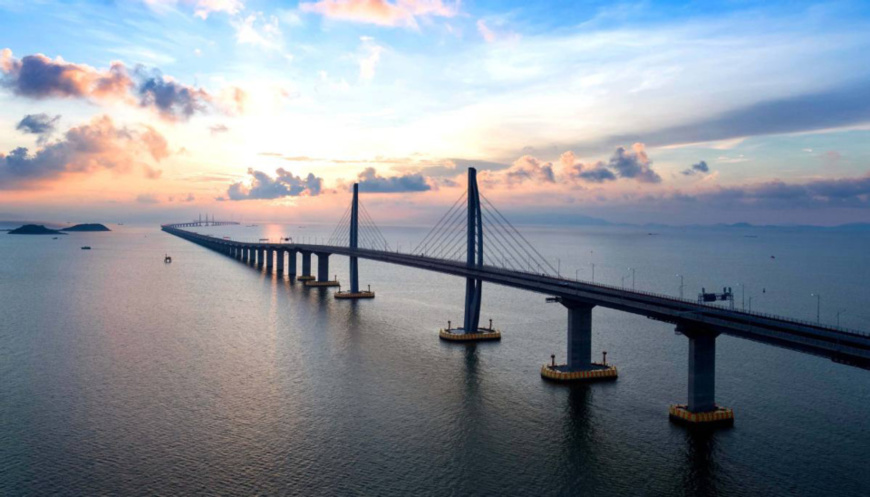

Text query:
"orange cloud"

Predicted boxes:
[[0, 115, 170, 189], [300, 0, 457, 28]]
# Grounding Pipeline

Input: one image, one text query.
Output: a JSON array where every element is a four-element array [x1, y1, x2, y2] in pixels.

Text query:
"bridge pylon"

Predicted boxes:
[[440, 168, 500, 342], [336, 183, 374, 299]]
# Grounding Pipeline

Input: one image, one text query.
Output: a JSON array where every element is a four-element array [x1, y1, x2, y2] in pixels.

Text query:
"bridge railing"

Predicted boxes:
[[163, 224, 869, 337]]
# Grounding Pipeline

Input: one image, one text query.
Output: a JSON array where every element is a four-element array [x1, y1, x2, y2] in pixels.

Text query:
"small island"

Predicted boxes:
[[61, 223, 111, 232], [8, 224, 67, 235]]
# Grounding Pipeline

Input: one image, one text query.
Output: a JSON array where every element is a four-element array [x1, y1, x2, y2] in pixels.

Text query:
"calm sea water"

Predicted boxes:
[[1, 223, 869, 496]]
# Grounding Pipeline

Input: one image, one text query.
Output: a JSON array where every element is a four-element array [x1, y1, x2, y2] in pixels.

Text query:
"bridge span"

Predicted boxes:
[[162, 168, 870, 428]]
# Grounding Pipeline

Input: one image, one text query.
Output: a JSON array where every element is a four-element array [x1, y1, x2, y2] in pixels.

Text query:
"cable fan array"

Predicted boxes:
[[326, 199, 391, 250], [412, 189, 559, 277]]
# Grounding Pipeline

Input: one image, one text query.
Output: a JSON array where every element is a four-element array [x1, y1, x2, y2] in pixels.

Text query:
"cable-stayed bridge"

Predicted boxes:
[[162, 168, 870, 428]]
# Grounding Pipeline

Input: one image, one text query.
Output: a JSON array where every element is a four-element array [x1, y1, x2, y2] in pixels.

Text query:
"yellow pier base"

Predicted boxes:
[[296, 275, 315, 281], [335, 291, 375, 299], [668, 405, 734, 427], [540, 363, 618, 382], [439, 328, 501, 342], [305, 280, 340, 287]]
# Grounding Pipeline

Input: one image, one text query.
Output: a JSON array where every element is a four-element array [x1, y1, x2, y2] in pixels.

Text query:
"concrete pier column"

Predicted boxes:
[[266, 249, 274, 270], [288, 250, 298, 276], [539, 298, 616, 382], [301, 251, 312, 277], [565, 301, 594, 371], [317, 253, 330, 282], [257, 248, 265, 267], [669, 325, 733, 426], [276, 250, 284, 276], [683, 327, 718, 413]]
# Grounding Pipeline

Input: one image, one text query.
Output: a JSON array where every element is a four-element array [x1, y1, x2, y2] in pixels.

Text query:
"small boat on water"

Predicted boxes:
[[164, 254, 172, 263], [81, 246, 91, 250]]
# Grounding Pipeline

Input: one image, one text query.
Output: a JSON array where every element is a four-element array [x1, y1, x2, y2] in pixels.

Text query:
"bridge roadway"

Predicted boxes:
[[163, 224, 870, 370]]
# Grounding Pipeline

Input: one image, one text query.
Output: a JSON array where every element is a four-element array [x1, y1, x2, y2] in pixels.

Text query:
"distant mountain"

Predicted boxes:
[[61, 223, 111, 232], [8, 224, 66, 235]]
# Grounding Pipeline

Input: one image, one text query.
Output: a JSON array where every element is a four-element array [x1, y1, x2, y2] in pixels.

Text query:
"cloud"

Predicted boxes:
[[681, 160, 710, 176], [194, 0, 243, 19], [359, 36, 384, 81], [233, 12, 283, 51], [300, 0, 457, 28], [135, 67, 210, 120], [136, 193, 161, 204], [671, 174, 870, 209], [561, 145, 658, 184], [501, 155, 555, 185], [608, 143, 661, 183], [0, 49, 245, 121], [210, 124, 229, 135], [477, 19, 496, 43], [0, 115, 170, 189], [226, 168, 323, 200], [636, 81, 870, 147], [16, 114, 60, 141], [356, 167, 431, 193], [141, 0, 243, 18]]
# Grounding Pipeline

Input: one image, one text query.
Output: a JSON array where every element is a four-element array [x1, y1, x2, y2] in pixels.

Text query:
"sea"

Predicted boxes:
[[1, 222, 869, 496]]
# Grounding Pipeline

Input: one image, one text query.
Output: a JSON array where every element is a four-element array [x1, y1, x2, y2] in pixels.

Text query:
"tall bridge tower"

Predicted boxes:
[[439, 168, 500, 341]]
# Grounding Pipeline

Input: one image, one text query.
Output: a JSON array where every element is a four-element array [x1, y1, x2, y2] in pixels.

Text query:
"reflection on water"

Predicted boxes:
[[0, 224, 868, 496]]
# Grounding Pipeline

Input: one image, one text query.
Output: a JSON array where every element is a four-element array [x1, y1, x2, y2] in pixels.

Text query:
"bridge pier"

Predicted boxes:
[[288, 250, 298, 277], [669, 325, 734, 427], [266, 248, 274, 271], [276, 249, 284, 276], [541, 301, 617, 382], [298, 251, 314, 281], [258, 248, 265, 268], [306, 252, 339, 287]]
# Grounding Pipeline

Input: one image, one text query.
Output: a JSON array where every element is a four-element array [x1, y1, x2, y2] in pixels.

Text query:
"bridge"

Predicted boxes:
[[162, 168, 870, 428]]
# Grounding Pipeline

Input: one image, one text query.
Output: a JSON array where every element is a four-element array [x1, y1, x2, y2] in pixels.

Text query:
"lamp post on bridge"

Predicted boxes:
[[812, 293, 821, 323], [628, 267, 636, 290], [837, 308, 847, 327], [677, 274, 684, 299], [591, 263, 595, 283]]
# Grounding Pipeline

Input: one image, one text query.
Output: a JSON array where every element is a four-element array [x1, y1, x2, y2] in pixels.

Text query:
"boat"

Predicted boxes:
[[81, 246, 91, 250], [52, 237, 58, 240], [164, 254, 172, 263]]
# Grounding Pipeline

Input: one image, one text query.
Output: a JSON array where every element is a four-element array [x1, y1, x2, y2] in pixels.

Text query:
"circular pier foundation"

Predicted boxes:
[[304, 280, 340, 287], [668, 405, 734, 427], [296, 275, 315, 281], [439, 328, 501, 342], [540, 363, 618, 382]]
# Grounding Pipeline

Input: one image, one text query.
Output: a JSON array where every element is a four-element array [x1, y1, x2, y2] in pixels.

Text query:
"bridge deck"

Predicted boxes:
[[162, 224, 870, 370]]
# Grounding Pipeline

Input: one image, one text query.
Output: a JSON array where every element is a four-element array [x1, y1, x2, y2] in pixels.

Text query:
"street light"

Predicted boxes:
[[739, 283, 746, 310], [676, 274, 684, 299], [811, 293, 821, 323], [837, 308, 847, 327], [628, 267, 636, 290], [621, 274, 629, 289], [575, 268, 581, 281], [591, 263, 595, 283]]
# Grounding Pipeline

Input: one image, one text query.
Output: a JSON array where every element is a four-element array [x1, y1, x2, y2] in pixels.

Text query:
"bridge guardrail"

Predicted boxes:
[[163, 224, 869, 338]]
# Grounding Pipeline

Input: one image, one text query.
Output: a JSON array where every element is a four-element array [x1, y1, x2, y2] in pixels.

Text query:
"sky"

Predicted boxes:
[[1, 0, 870, 226]]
